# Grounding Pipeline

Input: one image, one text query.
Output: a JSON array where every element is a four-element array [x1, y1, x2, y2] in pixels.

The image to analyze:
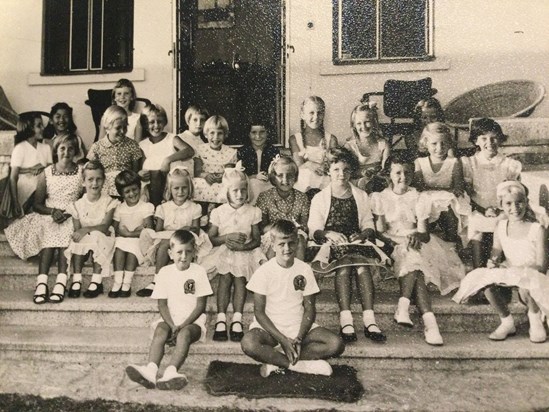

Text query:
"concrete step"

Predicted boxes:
[[0, 233, 15, 257], [1, 324, 547, 369], [0, 255, 401, 293], [0, 289, 528, 333]]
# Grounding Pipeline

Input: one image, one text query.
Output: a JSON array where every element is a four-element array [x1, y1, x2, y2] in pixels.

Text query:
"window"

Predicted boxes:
[[42, 0, 133, 75], [333, 0, 433, 64]]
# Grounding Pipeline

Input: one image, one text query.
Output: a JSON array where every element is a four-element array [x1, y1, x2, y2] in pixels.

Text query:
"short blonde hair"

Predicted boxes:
[[222, 168, 251, 203], [102, 105, 128, 130], [185, 105, 209, 125], [164, 167, 194, 202], [203, 115, 229, 137], [268, 155, 299, 186], [418, 122, 453, 152]]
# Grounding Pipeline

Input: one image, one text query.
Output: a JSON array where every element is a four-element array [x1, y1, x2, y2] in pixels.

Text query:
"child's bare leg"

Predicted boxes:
[[520, 288, 547, 343], [470, 239, 484, 269], [335, 267, 356, 340], [230, 276, 246, 341], [296, 235, 307, 261], [155, 240, 171, 272], [126, 322, 168, 388], [49, 247, 70, 302], [57, 248, 68, 274], [168, 324, 201, 369], [356, 266, 385, 340], [114, 248, 126, 272], [121, 252, 138, 295], [38, 248, 55, 275], [213, 274, 233, 341], [149, 322, 170, 366], [241, 328, 291, 368], [111, 249, 126, 296], [83, 258, 104, 298], [34, 248, 56, 303], [413, 272, 432, 314], [299, 327, 344, 360], [485, 286, 516, 340], [72, 254, 86, 274], [395, 272, 417, 327]]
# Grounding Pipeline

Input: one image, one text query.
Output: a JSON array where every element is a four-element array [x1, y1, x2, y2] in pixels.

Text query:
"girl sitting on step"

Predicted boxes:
[[5, 134, 83, 304], [371, 153, 466, 346]]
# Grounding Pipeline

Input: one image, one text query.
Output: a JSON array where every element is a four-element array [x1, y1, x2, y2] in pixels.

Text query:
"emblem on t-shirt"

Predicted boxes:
[[184, 279, 195, 294], [293, 275, 306, 291]]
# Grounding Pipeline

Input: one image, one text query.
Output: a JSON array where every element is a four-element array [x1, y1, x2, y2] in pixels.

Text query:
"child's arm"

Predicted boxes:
[[73, 208, 116, 242], [328, 134, 339, 149], [160, 137, 195, 173], [533, 225, 548, 273], [232, 224, 261, 251], [451, 159, 465, 197], [294, 294, 316, 359], [8, 166, 22, 216], [155, 217, 165, 232], [407, 218, 431, 250], [381, 141, 391, 170], [134, 118, 143, 143], [289, 135, 305, 167], [180, 218, 200, 234], [171, 296, 207, 338], [158, 299, 176, 330], [254, 292, 299, 365]]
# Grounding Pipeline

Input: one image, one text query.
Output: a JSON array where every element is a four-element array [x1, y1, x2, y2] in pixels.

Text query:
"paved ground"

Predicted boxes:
[[1, 359, 549, 411]]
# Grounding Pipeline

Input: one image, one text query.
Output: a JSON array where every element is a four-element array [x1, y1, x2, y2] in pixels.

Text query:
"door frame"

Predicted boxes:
[[173, 0, 288, 145]]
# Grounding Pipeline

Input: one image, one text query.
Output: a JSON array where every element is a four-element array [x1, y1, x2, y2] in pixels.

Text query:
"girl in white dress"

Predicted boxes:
[[64, 161, 119, 299], [372, 154, 466, 346], [44, 102, 87, 163], [344, 103, 390, 193], [192, 115, 237, 204], [138, 103, 195, 206], [136, 167, 212, 297], [110, 170, 154, 298], [9, 112, 52, 217], [289, 96, 338, 193], [202, 164, 266, 342], [5, 135, 82, 304], [413, 122, 471, 243], [180, 105, 208, 153], [453, 181, 549, 343], [462, 118, 522, 268], [99, 78, 143, 142]]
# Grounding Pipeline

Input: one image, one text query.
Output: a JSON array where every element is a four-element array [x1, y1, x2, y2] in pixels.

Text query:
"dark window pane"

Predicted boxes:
[[381, 0, 426, 58], [341, 0, 376, 59], [42, 0, 71, 74], [103, 0, 133, 70], [70, 0, 89, 70], [90, 0, 103, 69]]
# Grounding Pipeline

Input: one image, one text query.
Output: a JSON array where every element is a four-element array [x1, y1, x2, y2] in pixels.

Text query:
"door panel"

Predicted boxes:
[[177, 0, 283, 145]]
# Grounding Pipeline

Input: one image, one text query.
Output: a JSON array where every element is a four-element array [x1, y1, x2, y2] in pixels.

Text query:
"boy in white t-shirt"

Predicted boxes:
[[241, 220, 344, 377], [126, 230, 213, 390]]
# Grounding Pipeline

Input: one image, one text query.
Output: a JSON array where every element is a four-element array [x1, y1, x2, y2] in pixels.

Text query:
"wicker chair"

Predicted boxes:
[[444, 80, 546, 130]]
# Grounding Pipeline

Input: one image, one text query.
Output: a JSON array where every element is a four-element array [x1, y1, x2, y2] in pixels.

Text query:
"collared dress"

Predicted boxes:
[[113, 200, 155, 264], [87, 136, 143, 196], [192, 144, 237, 203], [200, 203, 266, 280]]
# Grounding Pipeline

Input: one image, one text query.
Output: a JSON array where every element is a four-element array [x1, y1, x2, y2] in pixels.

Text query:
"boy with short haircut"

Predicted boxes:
[[241, 220, 344, 377], [126, 230, 213, 390]]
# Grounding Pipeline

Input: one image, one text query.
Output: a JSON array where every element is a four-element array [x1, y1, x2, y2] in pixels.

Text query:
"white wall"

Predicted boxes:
[[0, 0, 175, 150], [286, 0, 549, 142]]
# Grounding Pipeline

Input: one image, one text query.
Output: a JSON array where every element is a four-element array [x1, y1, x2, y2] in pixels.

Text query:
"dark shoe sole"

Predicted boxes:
[[157, 376, 188, 390], [125, 366, 155, 389]]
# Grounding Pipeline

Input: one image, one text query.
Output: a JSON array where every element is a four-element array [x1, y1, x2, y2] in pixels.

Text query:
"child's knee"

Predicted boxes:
[[240, 332, 259, 356], [328, 333, 345, 357], [152, 323, 170, 342]]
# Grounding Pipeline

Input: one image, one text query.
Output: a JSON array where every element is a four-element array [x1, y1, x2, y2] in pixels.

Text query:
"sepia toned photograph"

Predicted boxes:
[[0, 1, 548, 411]]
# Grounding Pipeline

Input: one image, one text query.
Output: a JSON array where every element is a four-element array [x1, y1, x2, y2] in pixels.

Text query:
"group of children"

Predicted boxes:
[[4, 80, 549, 390]]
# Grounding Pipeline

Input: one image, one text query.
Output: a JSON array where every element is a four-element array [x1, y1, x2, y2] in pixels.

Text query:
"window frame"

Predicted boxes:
[[332, 0, 434, 65], [42, 0, 134, 76]]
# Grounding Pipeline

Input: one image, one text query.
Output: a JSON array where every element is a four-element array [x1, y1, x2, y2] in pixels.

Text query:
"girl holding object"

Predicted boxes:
[[344, 103, 390, 193], [413, 122, 471, 244], [289, 96, 338, 193], [462, 118, 522, 268], [99, 78, 143, 141], [192, 115, 237, 204], [308, 147, 386, 344], [202, 163, 266, 342], [5, 135, 82, 304], [256, 155, 310, 260], [64, 161, 119, 299], [9, 112, 52, 217], [44, 102, 87, 163], [87, 105, 143, 197], [139, 103, 195, 206], [453, 181, 549, 343], [137, 167, 212, 297], [110, 170, 155, 298], [372, 153, 466, 346]]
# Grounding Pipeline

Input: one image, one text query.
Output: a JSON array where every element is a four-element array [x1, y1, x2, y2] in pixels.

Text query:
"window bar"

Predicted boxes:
[[338, 0, 343, 60], [427, 0, 434, 56], [88, 0, 94, 70], [376, 0, 381, 59], [68, 0, 74, 71], [90, 0, 104, 70]]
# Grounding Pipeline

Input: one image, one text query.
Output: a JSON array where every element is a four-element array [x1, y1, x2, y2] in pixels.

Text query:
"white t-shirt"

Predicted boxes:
[[155, 200, 202, 231], [247, 258, 319, 331], [113, 200, 154, 231], [151, 263, 213, 325]]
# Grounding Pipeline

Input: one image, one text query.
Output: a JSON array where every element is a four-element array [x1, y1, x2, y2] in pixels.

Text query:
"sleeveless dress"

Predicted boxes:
[[453, 220, 549, 316], [344, 135, 388, 193], [462, 153, 522, 240], [371, 188, 465, 295], [293, 132, 332, 192], [415, 156, 471, 232], [5, 164, 82, 259]]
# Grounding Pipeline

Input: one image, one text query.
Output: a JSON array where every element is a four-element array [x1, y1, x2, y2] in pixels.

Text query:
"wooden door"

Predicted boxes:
[[176, 0, 284, 145]]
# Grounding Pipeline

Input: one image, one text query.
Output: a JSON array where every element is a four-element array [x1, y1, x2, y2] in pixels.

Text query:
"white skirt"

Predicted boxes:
[[418, 190, 472, 235], [453, 267, 549, 318], [64, 230, 115, 276], [114, 236, 146, 264], [201, 245, 266, 281], [294, 161, 330, 193]]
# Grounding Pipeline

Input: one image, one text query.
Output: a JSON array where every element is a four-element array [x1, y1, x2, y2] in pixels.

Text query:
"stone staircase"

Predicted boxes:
[[1, 232, 548, 371]]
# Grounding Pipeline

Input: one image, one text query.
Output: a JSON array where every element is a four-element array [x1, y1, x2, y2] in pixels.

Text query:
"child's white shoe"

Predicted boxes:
[[260, 363, 282, 378], [422, 312, 443, 346], [156, 366, 188, 390], [528, 311, 547, 343], [126, 364, 157, 389], [288, 360, 332, 376], [394, 297, 413, 327], [489, 315, 516, 341]]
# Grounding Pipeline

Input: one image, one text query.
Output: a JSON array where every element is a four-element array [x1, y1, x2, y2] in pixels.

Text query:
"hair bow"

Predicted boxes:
[[368, 101, 378, 109], [496, 180, 527, 199], [169, 165, 191, 177], [224, 160, 245, 175]]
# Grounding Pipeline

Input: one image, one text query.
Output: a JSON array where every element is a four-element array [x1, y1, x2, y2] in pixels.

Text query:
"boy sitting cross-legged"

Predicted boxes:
[[126, 229, 213, 390], [241, 219, 345, 377]]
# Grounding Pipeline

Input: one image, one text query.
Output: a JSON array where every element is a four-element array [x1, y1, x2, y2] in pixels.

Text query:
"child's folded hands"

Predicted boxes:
[[406, 232, 423, 251], [281, 337, 299, 365]]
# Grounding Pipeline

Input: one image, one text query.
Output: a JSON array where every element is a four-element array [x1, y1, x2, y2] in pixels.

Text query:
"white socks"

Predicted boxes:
[[394, 297, 413, 327], [113, 271, 124, 292], [122, 271, 135, 291], [422, 312, 443, 346], [489, 315, 516, 341], [363, 310, 381, 333], [340, 310, 354, 333], [72, 273, 82, 289], [216, 313, 227, 331], [232, 312, 243, 332], [528, 311, 547, 343], [288, 360, 332, 376], [51, 273, 67, 295]]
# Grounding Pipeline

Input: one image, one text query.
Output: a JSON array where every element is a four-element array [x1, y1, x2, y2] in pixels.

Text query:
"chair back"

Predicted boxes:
[[383, 78, 436, 119]]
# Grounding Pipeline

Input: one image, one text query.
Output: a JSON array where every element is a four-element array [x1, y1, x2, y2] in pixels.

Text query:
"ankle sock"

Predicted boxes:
[[147, 362, 159, 374], [72, 273, 82, 286], [363, 310, 381, 333], [53, 273, 67, 293], [216, 313, 227, 331], [163, 365, 177, 377], [36, 274, 48, 287], [113, 271, 124, 291], [122, 271, 135, 291], [339, 310, 354, 333], [88, 273, 102, 290], [232, 312, 243, 332]]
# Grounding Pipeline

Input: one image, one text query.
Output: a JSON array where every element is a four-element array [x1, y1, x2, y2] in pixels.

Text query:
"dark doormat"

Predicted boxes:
[[204, 361, 364, 403]]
